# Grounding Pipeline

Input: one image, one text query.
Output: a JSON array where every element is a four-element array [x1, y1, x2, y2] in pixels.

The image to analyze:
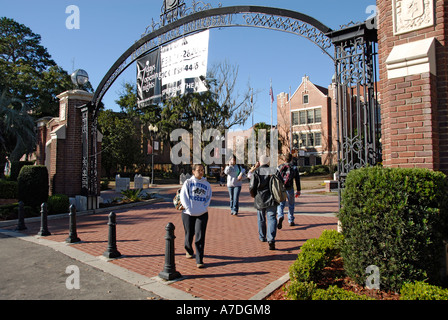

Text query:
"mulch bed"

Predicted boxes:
[[265, 257, 401, 300]]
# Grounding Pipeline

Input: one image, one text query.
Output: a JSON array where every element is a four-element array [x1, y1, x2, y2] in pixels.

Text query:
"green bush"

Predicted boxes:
[[400, 281, 448, 300], [289, 230, 344, 283], [287, 230, 345, 300], [48, 194, 70, 215], [0, 180, 18, 199], [338, 166, 448, 292], [10, 161, 34, 181], [285, 281, 317, 300], [17, 165, 49, 208], [312, 285, 374, 300]]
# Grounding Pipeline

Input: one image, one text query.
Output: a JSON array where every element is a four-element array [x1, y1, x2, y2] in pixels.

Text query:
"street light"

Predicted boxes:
[[71, 69, 89, 89], [148, 124, 159, 186]]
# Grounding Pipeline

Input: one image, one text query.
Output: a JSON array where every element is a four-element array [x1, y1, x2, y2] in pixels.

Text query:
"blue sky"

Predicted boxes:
[[1, 0, 375, 130]]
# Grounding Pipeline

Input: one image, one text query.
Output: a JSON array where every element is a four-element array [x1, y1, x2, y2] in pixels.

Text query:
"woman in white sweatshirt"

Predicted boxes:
[[180, 164, 212, 268]]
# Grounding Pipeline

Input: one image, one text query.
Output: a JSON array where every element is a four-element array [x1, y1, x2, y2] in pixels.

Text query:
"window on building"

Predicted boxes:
[[307, 133, 314, 147], [299, 111, 306, 125], [307, 110, 314, 124], [315, 108, 322, 123], [292, 112, 299, 126], [303, 95, 309, 104], [299, 132, 322, 148], [297, 108, 322, 125], [293, 133, 300, 149], [300, 133, 307, 148], [315, 132, 322, 146]]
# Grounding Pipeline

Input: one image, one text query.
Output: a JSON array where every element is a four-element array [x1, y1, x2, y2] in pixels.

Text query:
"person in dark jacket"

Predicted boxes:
[[249, 155, 279, 250], [277, 153, 301, 229]]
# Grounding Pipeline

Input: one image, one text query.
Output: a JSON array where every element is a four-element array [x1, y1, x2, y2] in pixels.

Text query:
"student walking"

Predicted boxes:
[[277, 154, 301, 229], [180, 164, 212, 268], [249, 155, 279, 250], [224, 155, 246, 216]]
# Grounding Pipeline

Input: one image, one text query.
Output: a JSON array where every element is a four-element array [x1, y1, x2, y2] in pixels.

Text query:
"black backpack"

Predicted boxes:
[[279, 163, 294, 186]]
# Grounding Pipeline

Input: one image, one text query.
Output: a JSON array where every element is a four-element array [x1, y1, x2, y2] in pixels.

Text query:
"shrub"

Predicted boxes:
[[17, 165, 49, 208], [284, 281, 317, 300], [0, 180, 18, 199], [312, 285, 374, 300], [48, 194, 70, 215], [338, 166, 448, 292], [400, 281, 448, 300], [289, 230, 344, 283], [287, 230, 344, 300], [121, 189, 143, 202]]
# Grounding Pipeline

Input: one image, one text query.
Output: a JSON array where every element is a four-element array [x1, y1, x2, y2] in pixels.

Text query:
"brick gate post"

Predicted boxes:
[[377, 0, 448, 174]]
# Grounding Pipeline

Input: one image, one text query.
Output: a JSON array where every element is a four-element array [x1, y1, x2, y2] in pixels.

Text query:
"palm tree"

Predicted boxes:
[[0, 87, 36, 178]]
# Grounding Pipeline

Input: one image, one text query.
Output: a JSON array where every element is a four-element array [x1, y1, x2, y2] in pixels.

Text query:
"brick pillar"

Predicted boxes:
[[378, 0, 448, 173], [51, 90, 94, 197]]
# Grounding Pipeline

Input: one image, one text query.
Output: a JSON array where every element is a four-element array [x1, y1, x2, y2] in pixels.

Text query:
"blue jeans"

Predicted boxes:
[[277, 189, 295, 223], [228, 186, 241, 214], [257, 206, 278, 243]]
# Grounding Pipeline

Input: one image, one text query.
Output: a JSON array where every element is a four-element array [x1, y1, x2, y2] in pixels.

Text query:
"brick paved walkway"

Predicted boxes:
[[5, 184, 338, 300]]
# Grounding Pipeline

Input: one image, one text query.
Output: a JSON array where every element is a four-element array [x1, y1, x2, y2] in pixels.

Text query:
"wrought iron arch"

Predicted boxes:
[[90, 4, 335, 114]]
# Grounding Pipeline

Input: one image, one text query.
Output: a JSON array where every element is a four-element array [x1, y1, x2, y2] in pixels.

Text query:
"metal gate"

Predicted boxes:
[[83, 1, 381, 208], [327, 22, 382, 203]]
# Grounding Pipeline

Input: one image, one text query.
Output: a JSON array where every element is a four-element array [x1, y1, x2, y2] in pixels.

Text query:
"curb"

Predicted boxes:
[[0, 197, 164, 229]]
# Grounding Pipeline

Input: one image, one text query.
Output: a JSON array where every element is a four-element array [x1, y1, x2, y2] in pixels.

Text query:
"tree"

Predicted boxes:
[[158, 61, 253, 139], [0, 87, 36, 178], [97, 110, 144, 177], [0, 17, 77, 117]]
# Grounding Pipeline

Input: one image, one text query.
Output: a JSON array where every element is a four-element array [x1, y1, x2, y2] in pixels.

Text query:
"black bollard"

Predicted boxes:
[[103, 212, 121, 259], [15, 201, 27, 231], [66, 205, 81, 243], [37, 203, 51, 236], [159, 222, 182, 281]]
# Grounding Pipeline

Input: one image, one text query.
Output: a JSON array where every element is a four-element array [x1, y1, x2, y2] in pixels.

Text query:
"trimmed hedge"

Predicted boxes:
[[17, 165, 49, 208], [0, 180, 18, 199], [338, 166, 448, 292], [48, 194, 70, 215], [285, 230, 370, 300], [312, 285, 374, 300], [289, 230, 344, 283], [400, 281, 448, 300]]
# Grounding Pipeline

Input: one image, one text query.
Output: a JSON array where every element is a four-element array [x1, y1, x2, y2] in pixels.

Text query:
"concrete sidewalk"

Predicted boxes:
[[0, 185, 339, 300]]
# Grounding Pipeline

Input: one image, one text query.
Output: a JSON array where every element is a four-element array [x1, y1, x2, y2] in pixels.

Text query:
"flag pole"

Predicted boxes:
[[270, 79, 273, 131]]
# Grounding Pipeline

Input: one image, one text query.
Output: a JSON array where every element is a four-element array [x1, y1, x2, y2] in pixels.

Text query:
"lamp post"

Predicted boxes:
[[71, 69, 89, 89], [148, 124, 159, 186]]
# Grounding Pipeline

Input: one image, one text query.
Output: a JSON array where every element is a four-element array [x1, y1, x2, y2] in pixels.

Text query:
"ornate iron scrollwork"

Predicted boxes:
[[328, 23, 381, 196]]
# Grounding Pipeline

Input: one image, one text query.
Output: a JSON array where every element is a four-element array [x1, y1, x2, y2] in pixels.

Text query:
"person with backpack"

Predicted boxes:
[[224, 155, 246, 216], [249, 155, 279, 250], [277, 153, 301, 229], [179, 164, 212, 268]]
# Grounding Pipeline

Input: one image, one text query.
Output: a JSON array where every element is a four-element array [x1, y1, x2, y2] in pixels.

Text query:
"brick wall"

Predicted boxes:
[[378, 0, 448, 173]]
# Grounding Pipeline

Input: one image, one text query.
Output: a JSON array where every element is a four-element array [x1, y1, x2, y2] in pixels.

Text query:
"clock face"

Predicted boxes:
[[165, 0, 178, 10]]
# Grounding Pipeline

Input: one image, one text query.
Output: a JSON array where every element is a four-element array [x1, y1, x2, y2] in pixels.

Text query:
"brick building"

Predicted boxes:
[[378, 0, 448, 174], [277, 76, 337, 168]]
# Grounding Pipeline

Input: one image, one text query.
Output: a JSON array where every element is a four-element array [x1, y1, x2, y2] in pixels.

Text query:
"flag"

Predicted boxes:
[[269, 82, 274, 104]]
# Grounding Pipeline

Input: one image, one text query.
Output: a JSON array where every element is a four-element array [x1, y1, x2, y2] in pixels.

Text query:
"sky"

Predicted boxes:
[[1, 0, 376, 130]]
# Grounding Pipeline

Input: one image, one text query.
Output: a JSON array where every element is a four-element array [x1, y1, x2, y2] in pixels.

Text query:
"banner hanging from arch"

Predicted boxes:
[[137, 30, 209, 107]]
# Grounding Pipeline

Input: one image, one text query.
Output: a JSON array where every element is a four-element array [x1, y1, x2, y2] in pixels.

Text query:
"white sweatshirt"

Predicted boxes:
[[180, 176, 212, 216]]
